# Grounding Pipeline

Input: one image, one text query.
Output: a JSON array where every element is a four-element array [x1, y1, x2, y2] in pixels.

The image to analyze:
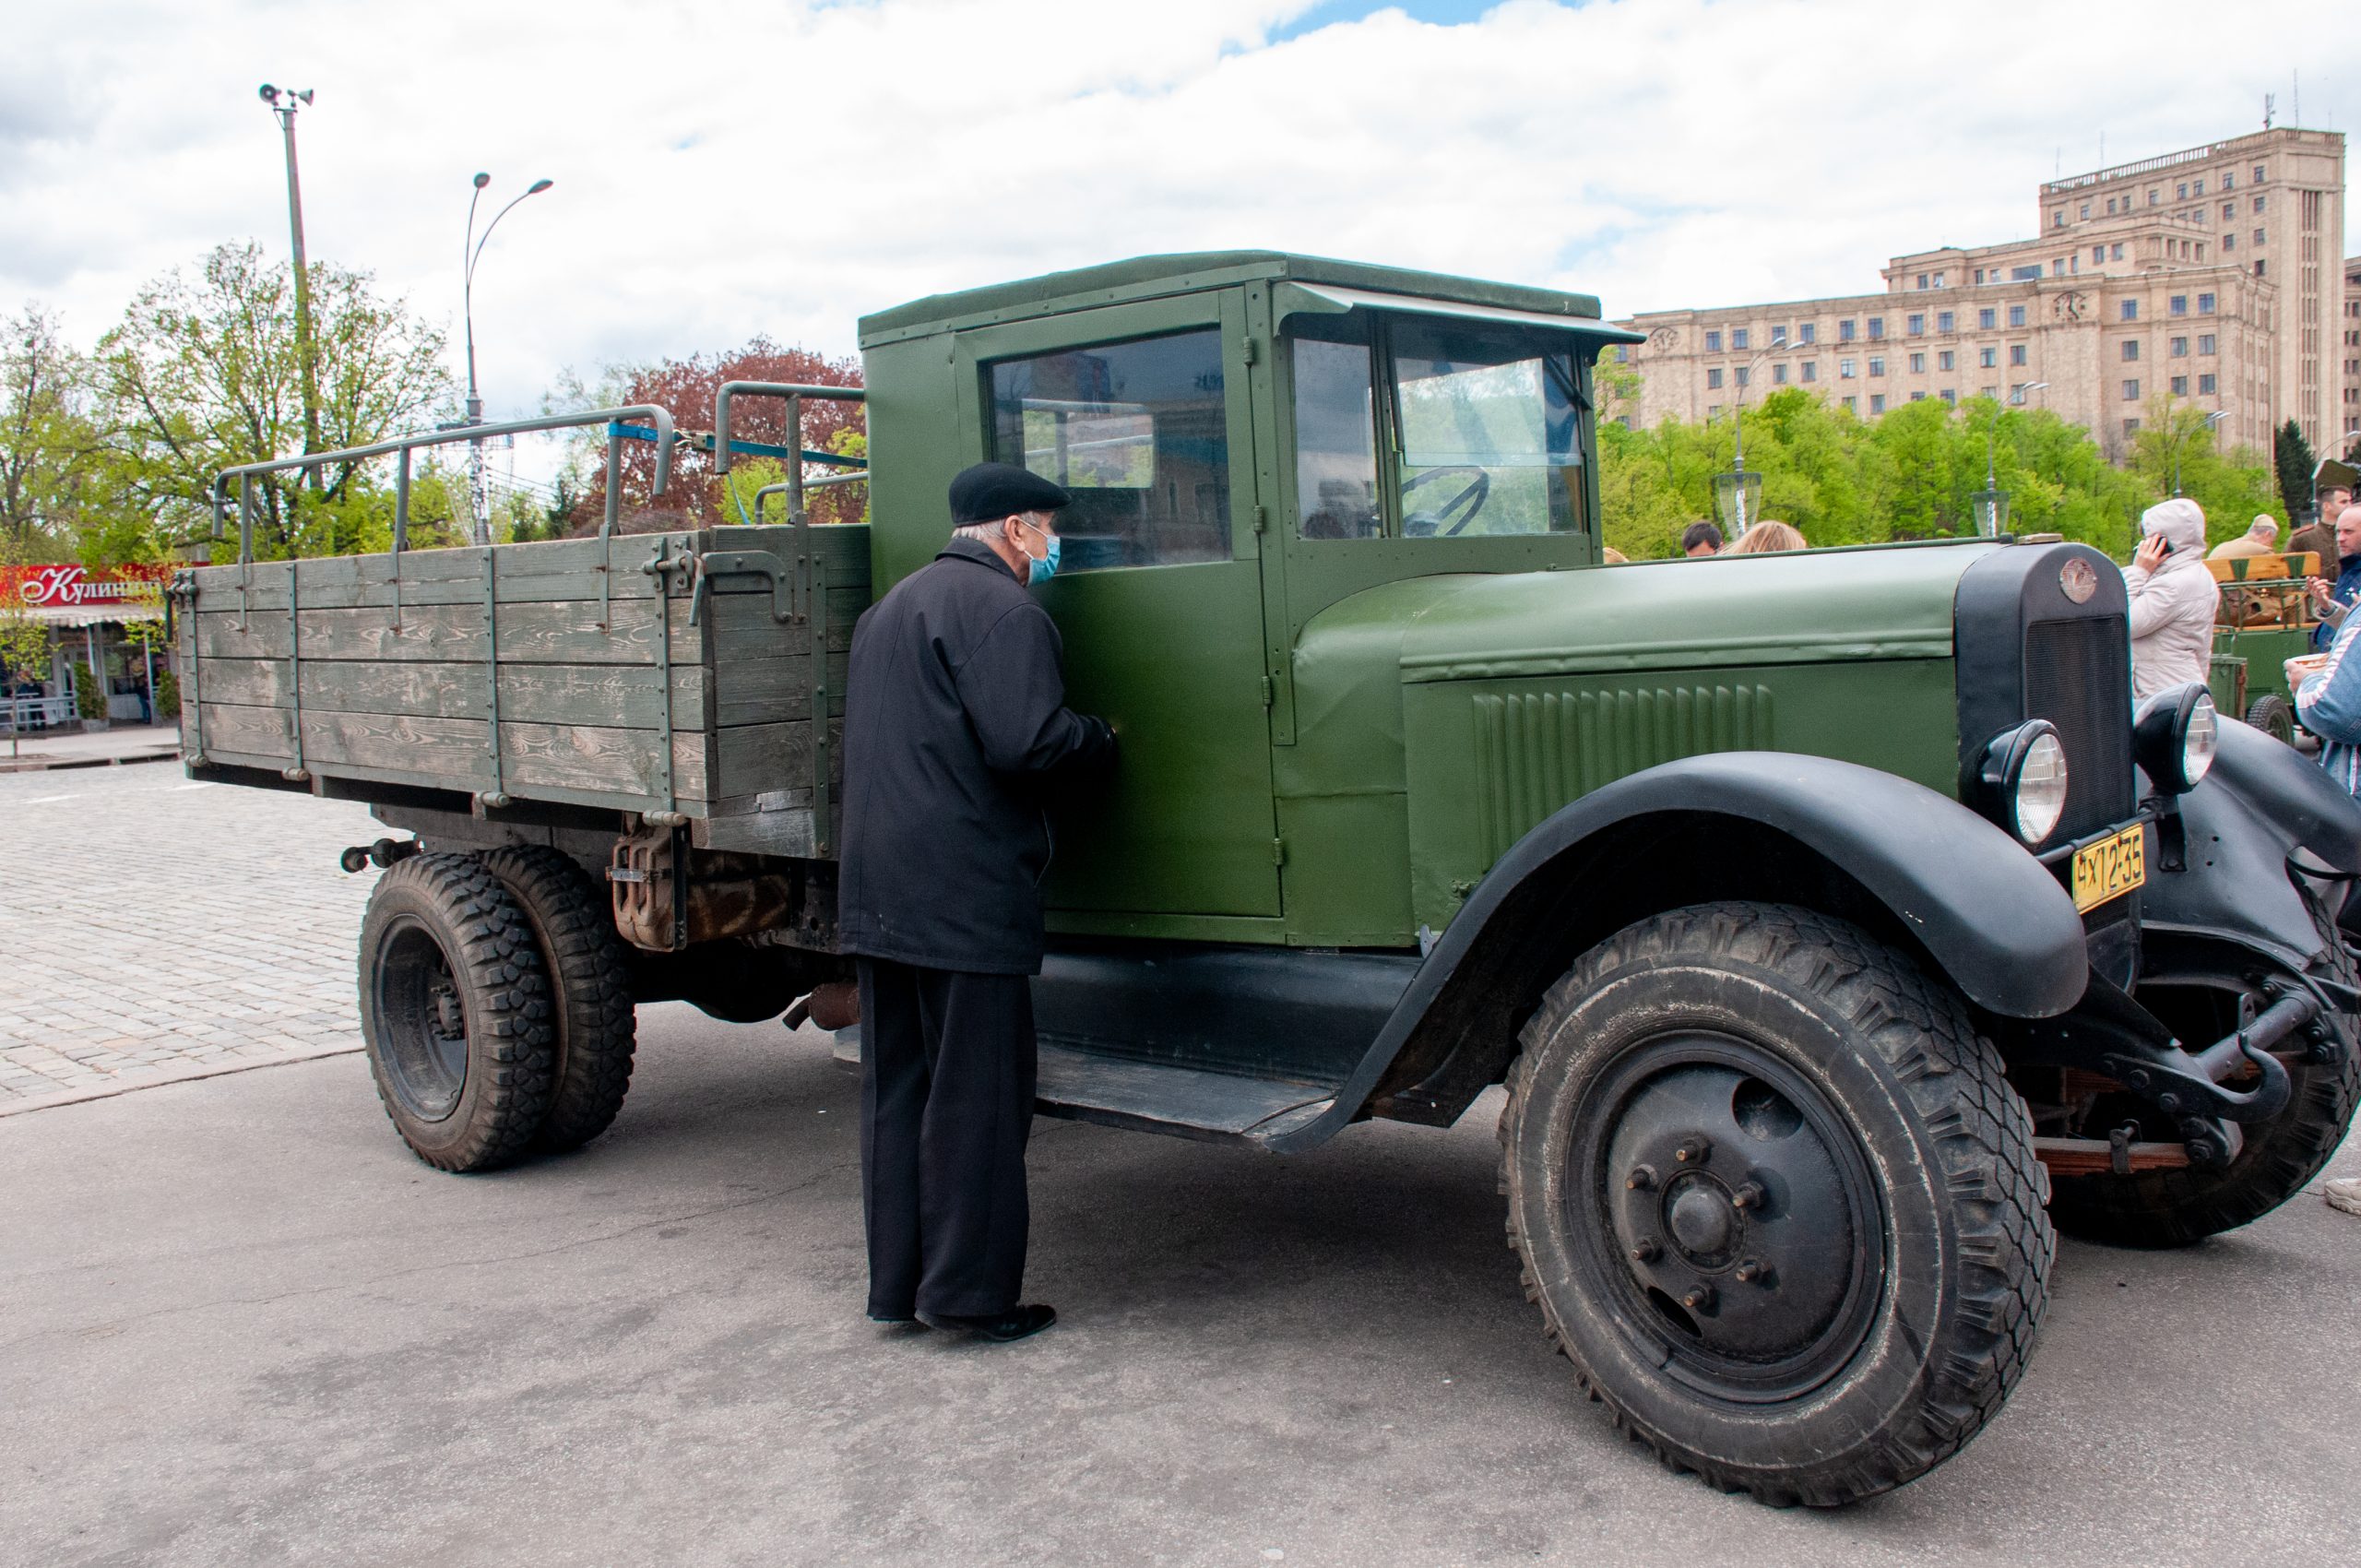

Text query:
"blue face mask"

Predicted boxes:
[[1023, 520, 1060, 586]]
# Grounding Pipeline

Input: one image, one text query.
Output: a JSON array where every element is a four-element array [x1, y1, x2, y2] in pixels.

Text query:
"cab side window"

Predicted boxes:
[[988, 329, 1232, 572], [1293, 329, 1382, 540]]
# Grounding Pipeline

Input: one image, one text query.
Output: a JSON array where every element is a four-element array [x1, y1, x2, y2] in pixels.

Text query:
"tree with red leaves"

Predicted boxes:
[[568, 338, 866, 534]]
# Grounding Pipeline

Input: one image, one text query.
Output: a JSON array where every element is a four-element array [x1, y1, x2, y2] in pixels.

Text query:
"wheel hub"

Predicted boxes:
[[374, 917, 470, 1123], [1583, 1046, 1882, 1399]]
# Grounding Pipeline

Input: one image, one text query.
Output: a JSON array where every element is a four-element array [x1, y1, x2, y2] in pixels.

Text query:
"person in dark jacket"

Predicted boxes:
[[2307, 505, 2361, 651], [837, 460, 1116, 1343]]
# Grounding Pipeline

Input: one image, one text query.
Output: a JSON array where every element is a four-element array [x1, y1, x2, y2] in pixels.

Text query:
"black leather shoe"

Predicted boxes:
[[918, 1303, 1057, 1342], [868, 1312, 919, 1324]]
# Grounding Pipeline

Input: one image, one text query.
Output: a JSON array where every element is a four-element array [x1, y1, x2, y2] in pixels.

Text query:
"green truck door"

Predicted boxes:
[[956, 292, 1282, 927]]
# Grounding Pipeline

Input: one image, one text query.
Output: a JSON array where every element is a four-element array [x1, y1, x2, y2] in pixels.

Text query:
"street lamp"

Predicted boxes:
[[462, 172, 555, 543], [2171, 409, 2230, 498], [2010, 380, 2049, 408], [1713, 344, 1786, 537], [1972, 407, 2011, 539], [258, 85, 322, 491]]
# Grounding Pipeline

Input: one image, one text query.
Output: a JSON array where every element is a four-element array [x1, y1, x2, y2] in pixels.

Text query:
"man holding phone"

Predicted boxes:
[[2121, 497, 2219, 701]]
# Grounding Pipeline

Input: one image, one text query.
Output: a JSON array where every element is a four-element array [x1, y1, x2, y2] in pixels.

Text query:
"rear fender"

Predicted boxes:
[[1264, 753, 2088, 1151]]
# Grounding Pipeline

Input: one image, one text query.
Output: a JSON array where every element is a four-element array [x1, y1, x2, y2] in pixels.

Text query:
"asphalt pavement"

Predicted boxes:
[[5, 1001, 2357, 1568]]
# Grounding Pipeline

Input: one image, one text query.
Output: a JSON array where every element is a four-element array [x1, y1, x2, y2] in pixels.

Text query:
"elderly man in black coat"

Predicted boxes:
[[838, 461, 1116, 1342]]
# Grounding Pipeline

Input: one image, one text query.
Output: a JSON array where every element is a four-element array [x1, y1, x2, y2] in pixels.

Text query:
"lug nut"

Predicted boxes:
[[1734, 1259, 1763, 1283], [1731, 1181, 1767, 1212], [1681, 1285, 1717, 1313], [1674, 1136, 1712, 1164], [1626, 1164, 1657, 1192], [1630, 1239, 1661, 1263]]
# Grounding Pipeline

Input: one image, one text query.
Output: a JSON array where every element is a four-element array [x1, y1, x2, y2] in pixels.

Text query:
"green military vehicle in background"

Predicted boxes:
[[175, 252, 2361, 1507]]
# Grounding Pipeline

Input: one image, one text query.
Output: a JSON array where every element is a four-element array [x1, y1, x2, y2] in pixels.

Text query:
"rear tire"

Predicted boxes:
[[482, 845, 638, 1155], [1500, 902, 2053, 1506], [358, 853, 554, 1172], [2246, 693, 2296, 745]]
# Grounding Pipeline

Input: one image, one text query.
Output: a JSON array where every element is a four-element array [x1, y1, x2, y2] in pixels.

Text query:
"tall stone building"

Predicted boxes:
[[1617, 126, 2355, 466]]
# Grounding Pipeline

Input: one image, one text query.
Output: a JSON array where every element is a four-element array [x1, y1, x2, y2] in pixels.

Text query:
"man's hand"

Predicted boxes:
[[2310, 576, 2338, 611], [2132, 534, 2169, 574]]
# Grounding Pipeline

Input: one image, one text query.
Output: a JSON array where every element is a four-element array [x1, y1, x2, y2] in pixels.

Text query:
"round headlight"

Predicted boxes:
[[1977, 719, 2070, 847], [2133, 683, 2217, 794], [2013, 731, 2069, 845]]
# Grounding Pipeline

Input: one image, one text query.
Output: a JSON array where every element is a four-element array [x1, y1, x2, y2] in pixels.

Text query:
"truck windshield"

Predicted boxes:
[[1290, 315, 1586, 541], [1392, 318, 1584, 539]]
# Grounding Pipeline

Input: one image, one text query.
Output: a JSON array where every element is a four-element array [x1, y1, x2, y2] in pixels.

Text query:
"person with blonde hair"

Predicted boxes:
[[1726, 520, 1806, 554]]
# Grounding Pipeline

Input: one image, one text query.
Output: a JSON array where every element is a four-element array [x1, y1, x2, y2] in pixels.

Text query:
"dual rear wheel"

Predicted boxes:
[[358, 848, 637, 1172]]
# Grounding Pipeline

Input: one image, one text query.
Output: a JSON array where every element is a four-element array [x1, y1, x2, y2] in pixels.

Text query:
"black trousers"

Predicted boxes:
[[856, 958, 1038, 1319]]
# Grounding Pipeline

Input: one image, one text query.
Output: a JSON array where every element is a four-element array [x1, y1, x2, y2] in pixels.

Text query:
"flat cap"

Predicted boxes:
[[950, 461, 1071, 525]]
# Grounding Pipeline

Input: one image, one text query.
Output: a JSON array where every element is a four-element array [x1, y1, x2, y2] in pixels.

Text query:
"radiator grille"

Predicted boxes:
[[1472, 684, 1774, 860], [2023, 617, 2134, 843]]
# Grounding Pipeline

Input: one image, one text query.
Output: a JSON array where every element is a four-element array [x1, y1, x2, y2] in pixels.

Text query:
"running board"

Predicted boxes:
[[1034, 1043, 1336, 1146]]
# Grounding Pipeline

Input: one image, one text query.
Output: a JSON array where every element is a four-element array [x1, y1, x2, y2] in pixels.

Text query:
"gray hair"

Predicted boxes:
[[952, 510, 1050, 546], [2248, 516, 2280, 540]]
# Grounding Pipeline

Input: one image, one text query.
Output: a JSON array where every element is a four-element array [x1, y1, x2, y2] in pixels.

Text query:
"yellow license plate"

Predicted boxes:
[[2070, 825, 2146, 912]]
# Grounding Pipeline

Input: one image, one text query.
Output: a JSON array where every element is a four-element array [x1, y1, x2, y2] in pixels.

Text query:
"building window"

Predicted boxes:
[[1978, 307, 1996, 329], [2051, 209, 2064, 229], [2198, 292, 2214, 314], [2254, 195, 2266, 214], [1937, 310, 1954, 333], [1771, 325, 1787, 347], [2121, 340, 2140, 362], [2124, 417, 2141, 436], [1979, 346, 1997, 368], [2112, 244, 2125, 260], [1798, 323, 1816, 345], [1706, 367, 1723, 389], [1908, 314, 1925, 335], [2123, 379, 2141, 400], [1839, 319, 1857, 342], [1938, 350, 1955, 371], [2009, 304, 2026, 327], [2198, 334, 2215, 354], [1704, 329, 1721, 352], [2170, 375, 2189, 396], [1800, 361, 1817, 383], [1869, 356, 1886, 377], [2257, 259, 2266, 278], [1870, 394, 1886, 414], [2170, 336, 2188, 356], [1842, 396, 1857, 412], [2253, 229, 2266, 246], [2192, 177, 2203, 196], [1909, 351, 1926, 373], [2170, 294, 2188, 315], [2052, 260, 2065, 277], [2176, 182, 2188, 199], [1940, 390, 1956, 406], [1974, 269, 1986, 284], [1707, 405, 1720, 419], [2224, 171, 2235, 189], [2148, 188, 2160, 206], [1868, 317, 1885, 340], [2253, 164, 2265, 183], [1735, 367, 1750, 387], [2121, 300, 2139, 321], [2010, 343, 2027, 366], [2223, 202, 2236, 220], [2092, 245, 2105, 265], [2225, 232, 2236, 251], [1773, 362, 1787, 385], [2080, 201, 2092, 220], [1839, 358, 1857, 378], [1732, 327, 1750, 350], [1912, 392, 1928, 402], [1932, 271, 1946, 288], [2198, 373, 2217, 395], [1916, 273, 1929, 290], [2011, 265, 2041, 281]]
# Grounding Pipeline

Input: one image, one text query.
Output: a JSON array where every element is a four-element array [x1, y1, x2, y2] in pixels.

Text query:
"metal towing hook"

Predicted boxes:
[[338, 837, 421, 875], [2093, 979, 2321, 1167]]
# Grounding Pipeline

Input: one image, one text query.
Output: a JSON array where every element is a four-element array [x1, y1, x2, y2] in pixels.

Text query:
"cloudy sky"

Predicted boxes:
[[9, 0, 2359, 423]]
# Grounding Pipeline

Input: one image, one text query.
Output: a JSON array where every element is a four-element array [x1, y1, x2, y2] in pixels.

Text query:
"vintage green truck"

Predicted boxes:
[[174, 252, 2361, 1507]]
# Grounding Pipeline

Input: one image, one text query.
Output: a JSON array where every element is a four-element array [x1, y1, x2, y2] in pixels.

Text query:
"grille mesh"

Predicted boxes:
[[2024, 617, 2135, 843]]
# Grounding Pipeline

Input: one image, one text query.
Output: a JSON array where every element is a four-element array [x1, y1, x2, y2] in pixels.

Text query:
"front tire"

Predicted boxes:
[[2246, 693, 2296, 745], [1501, 903, 2053, 1506], [358, 853, 555, 1172]]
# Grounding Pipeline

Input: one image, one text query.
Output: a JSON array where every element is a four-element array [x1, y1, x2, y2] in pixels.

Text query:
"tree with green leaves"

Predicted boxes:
[[0, 306, 109, 554], [91, 242, 453, 563], [0, 528, 53, 759], [2274, 418, 2317, 521]]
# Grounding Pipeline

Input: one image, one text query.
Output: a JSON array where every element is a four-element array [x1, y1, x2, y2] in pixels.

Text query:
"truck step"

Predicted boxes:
[[1034, 1044, 1336, 1145]]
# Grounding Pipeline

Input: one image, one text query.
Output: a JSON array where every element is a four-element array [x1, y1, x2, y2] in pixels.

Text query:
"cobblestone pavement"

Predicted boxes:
[[0, 766, 382, 1113]]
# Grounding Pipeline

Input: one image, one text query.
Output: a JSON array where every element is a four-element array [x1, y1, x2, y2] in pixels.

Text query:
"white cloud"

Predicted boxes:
[[6, 0, 2355, 426]]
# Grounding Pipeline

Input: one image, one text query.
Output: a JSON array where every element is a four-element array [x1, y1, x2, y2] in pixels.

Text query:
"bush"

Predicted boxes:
[[153, 668, 180, 717], [76, 680, 109, 720]]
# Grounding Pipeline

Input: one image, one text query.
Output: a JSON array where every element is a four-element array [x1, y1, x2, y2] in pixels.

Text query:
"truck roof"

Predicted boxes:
[[856, 250, 1616, 347]]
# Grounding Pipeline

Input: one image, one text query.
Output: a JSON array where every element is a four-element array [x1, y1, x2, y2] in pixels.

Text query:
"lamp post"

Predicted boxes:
[[1712, 344, 1786, 537], [2171, 409, 2230, 499], [462, 172, 554, 544], [1971, 405, 2011, 539], [257, 85, 322, 492]]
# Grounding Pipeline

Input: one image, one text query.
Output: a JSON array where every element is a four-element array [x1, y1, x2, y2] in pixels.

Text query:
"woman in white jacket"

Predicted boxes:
[[2120, 498, 2220, 703]]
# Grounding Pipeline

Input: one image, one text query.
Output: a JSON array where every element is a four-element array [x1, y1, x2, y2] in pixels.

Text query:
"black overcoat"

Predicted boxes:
[[838, 538, 1114, 974]]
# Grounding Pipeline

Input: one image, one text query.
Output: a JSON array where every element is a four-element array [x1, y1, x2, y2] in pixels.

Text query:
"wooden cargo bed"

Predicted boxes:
[[175, 524, 871, 855]]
